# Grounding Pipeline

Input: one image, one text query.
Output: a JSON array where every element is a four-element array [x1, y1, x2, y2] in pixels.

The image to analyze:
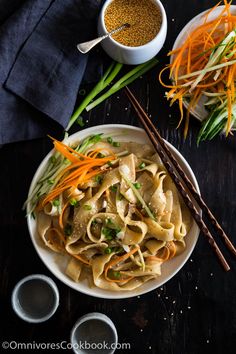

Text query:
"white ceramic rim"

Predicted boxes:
[[27, 124, 200, 299], [100, 0, 167, 50], [171, 5, 236, 122], [11, 274, 59, 323], [70, 312, 118, 354]]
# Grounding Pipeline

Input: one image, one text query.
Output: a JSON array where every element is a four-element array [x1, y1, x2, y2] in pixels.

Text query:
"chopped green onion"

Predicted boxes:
[[133, 182, 141, 189], [83, 204, 92, 211], [105, 246, 122, 255], [139, 162, 146, 169], [107, 137, 113, 144], [107, 269, 121, 279], [97, 153, 105, 158], [113, 271, 121, 279], [102, 227, 121, 240], [95, 175, 103, 184], [113, 141, 120, 147], [77, 116, 85, 127], [110, 185, 117, 192], [102, 231, 113, 241], [107, 161, 113, 167], [52, 199, 60, 207], [105, 247, 113, 254], [70, 198, 79, 206], [105, 218, 113, 225]]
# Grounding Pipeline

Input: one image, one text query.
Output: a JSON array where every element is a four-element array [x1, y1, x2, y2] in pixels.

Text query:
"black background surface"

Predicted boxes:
[[0, 1, 236, 353]]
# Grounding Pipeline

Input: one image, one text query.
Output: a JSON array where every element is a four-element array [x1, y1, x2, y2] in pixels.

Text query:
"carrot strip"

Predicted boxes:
[[159, 0, 236, 138], [69, 253, 91, 265], [147, 246, 170, 263], [42, 137, 116, 207], [166, 241, 177, 259], [104, 246, 139, 282], [59, 201, 70, 229]]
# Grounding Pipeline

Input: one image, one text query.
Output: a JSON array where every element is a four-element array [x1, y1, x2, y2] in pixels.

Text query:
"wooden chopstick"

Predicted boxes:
[[125, 87, 236, 258], [125, 86, 234, 271]]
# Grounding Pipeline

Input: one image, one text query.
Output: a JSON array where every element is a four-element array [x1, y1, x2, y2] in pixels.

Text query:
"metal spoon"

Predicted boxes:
[[77, 23, 130, 54]]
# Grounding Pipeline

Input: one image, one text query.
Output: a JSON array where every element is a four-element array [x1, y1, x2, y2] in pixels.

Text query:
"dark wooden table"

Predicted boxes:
[[1, 1, 236, 353]]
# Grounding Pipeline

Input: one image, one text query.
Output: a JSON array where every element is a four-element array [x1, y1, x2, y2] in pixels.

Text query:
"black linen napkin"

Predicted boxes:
[[0, 0, 103, 145]]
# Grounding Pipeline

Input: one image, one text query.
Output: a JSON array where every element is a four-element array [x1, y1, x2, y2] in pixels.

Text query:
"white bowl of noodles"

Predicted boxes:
[[27, 124, 200, 299]]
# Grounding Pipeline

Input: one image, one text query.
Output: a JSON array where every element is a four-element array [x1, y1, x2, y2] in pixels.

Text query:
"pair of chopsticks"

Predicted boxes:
[[125, 87, 236, 271]]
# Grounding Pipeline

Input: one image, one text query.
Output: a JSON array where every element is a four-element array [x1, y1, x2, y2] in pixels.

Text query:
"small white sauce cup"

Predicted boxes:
[[11, 274, 59, 323], [98, 0, 167, 65], [70, 312, 118, 354]]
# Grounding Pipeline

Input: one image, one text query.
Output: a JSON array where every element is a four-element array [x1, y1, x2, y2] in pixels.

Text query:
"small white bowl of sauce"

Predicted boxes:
[[98, 0, 167, 65], [70, 312, 118, 354], [11, 274, 59, 323]]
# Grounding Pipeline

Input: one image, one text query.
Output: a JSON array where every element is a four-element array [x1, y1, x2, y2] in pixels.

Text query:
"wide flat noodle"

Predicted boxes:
[[37, 212, 64, 252], [36, 139, 193, 292], [116, 197, 148, 245], [66, 257, 82, 282], [87, 213, 123, 243], [145, 239, 166, 255], [119, 154, 137, 202], [44, 202, 59, 216], [164, 175, 189, 239], [144, 218, 175, 241], [91, 253, 156, 291], [149, 172, 167, 220]]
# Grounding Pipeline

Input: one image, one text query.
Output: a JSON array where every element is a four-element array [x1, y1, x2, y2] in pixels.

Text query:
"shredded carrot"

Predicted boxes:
[[147, 246, 170, 263], [159, 0, 236, 138], [69, 252, 91, 265], [166, 241, 177, 259], [59, 200, 70, 229], [104, 246, 139, 283], [42, 138, 116, 207], [146, 242, 176, 263], [88, 147, 116, 158]]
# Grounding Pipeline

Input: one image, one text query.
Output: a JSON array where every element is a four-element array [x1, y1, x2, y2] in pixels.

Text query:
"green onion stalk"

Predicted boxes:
[[66, 62, 123, 131], [66, 58, 158, 131]]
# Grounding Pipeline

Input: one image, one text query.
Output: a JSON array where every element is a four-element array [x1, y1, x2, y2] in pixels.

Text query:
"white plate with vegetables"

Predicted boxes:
[[26, 124, 200, 299], [165, 2, 236, 142]]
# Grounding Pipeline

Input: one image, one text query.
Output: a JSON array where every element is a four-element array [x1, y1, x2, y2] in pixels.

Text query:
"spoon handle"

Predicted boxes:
[[77, 23, 129, 54]]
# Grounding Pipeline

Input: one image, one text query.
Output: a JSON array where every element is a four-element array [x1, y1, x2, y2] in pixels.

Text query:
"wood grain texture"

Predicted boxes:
[[0, 1, 236, 353]]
